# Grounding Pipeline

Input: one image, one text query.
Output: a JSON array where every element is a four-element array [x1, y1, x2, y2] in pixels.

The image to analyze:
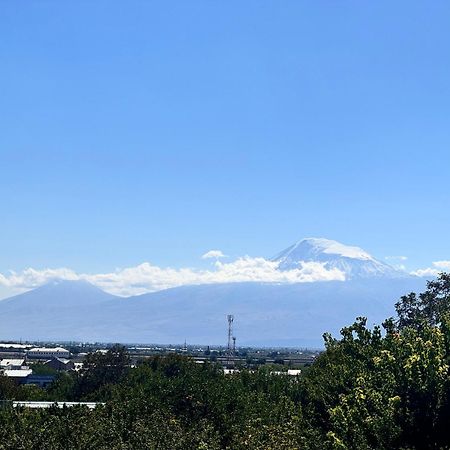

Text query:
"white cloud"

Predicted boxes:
[[0, 257, 346, 298], [0, 267, 79, 289], [411, 260, 450, 277], [411, 267, 440, 277], [201, 250, 226, 259]]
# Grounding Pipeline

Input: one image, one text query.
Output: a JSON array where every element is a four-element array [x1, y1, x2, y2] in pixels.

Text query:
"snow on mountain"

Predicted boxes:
[[273, 238, 409, 280]]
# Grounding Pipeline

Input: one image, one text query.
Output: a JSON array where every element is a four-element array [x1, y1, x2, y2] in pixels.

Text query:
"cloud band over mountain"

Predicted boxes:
[[0, 257, 345, 298], [0, 238, 444, 299]]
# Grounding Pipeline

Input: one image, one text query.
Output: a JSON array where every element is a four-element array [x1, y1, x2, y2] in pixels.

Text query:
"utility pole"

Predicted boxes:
[[227, 314, 234, 368]]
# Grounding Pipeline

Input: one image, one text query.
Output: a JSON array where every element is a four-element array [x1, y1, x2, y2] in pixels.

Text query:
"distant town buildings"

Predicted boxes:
[[0, 345, 72, 387], [0, 340, 317, 391]]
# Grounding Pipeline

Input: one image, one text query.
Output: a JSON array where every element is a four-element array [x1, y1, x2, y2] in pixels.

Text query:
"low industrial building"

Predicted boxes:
[[44, 357, 75, 371], [2, 370, 55, 387], [3, 369, 33, 383], [0, 343, 32, 352], [27, 347, 70, 359], [24, 375, 56, 388]]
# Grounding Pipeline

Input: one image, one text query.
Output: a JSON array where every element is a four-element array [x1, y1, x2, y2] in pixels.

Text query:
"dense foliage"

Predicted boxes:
[[1, 274, 450, 449]]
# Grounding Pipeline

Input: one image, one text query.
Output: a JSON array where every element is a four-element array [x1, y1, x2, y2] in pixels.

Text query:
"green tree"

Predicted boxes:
[[74, 344, 130, 400], [0, 374, 18, 401], [396, 273, 450, 329]]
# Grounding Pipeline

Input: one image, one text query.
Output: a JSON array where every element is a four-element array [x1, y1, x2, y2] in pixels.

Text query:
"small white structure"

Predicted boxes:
[[0, 359, 25, 370], [27, 347, 70, 359], [3, 369, 33, 380], [271, 369, 302, 376]]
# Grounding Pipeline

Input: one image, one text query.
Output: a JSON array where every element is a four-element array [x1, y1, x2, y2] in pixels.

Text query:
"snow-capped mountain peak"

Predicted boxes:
[[282, 237, 373, 260], [273, 238, 408, 280]]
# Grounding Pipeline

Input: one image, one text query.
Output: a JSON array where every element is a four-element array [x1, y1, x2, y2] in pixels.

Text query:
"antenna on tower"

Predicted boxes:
[[227, 314, 234, 367]]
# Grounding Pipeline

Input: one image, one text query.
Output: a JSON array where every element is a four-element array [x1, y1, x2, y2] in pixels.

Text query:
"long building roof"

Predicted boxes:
[[28, 347, 69, 353], [4, 369, 32, 378], [13, 401, 103, 409]]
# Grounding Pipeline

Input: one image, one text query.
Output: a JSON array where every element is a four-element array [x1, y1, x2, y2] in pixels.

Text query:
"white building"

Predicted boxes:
[[27, 347, 70, 359], [0, 359, 26, 370], [3, 369, 33, 380]]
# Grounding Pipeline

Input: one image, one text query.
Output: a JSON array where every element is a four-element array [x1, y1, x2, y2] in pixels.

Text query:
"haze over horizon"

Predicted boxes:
[[1, 2, 450, 299]]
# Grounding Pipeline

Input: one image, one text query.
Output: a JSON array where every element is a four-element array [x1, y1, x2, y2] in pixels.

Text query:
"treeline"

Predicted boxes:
[[0, 274, 450, 449]]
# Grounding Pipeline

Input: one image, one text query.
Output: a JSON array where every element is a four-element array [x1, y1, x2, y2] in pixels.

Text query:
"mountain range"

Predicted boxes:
[[0, 238, 427, 347]]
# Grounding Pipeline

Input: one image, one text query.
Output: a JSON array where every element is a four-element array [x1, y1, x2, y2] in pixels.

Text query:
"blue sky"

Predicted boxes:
[[1, 1, 450, 296]]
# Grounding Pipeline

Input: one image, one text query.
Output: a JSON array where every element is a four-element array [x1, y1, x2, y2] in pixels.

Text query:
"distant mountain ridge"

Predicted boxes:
[[0, 238, 425, 346], [0, 279, 117, 311]]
